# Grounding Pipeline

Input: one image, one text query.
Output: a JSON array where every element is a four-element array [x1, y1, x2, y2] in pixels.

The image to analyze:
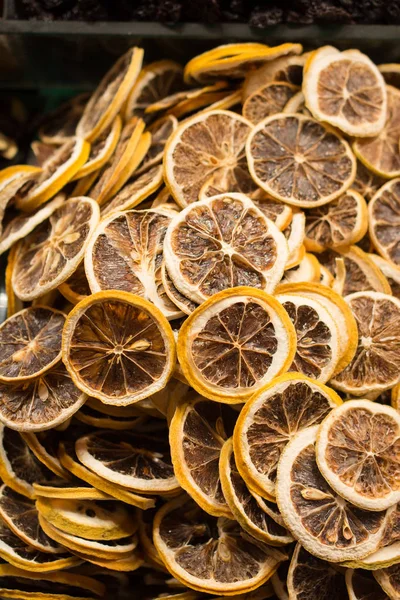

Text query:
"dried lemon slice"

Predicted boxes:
[[281, 253, 321, 284], [75, 429, 178, 494], [169, 394, 236, 517], [233, 373, 341, 499], [101, 164, 163, 217], [0, 169, 42, 234], [243, 82, 298, 124], [353, 86, 400, 178], [85, 209, 180, 319], [374, 565, 400, 599], [219, 438, 293, 545], [164, 194, 288, 304], [21, 431, 71, 480], [146, 82, 228, 118], [33, 480, 111, 501], [77, 47, 144, 142], [177, 287, 296, 403], [352, 161, 385, 202], [72, 548, 143, 572], [74, 404, 144, 430], [346, 569, 388, 600], [304, 190, 368, 253], [164, 110, 257, 208], [251, 196, 292, 231], [73, 116, 122, 180], [136, 507, 164, 566], [247, 113, 356, 208], [243, 54, 307, 98], [370, 254, 400, 299], [39, 93, 89, 144], [62, 291, 176, 405], [331, 291, 400, 395], [136, 115, 178, 175], [283, 211, 305, 268], [316, 400, 400, 511], [276, 425, 387, 562], [379, 63, 400, 88], [12, 197, 99, 301], [303, 46, 387, 137], [369, 179, 400, 266], [58, 262, 90, 305], [153, 494, 287, 594], [161, 263, 197, 316]]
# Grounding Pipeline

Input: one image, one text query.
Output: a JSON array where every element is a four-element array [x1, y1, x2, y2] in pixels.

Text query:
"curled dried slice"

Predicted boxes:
[[164, 194, 288, 304], [21, 430, 71, 480], [331, 292, 400, 395], [58, 262, 90, 305], [283, 211, 305, 268], [369, 254, 400, 299], [75, 404, 144, 430], [33, 480, 111, 501], [243, 54, 307, 99], [161, 263, 197, 316], [346, 569, 389, 600], [169, 395, 237, 517], [369, 179, 400, 266], [282, 253, 320, 284], [177, 287, 296, 403], [303, 46, 387, 137], [73, 116, 122, 180], [233, 373, 341, 499], [316, 400, 400, 511], [136, 115, 178, 175], [0, 169, 42, 237], [101, 164, 163, 217], [153, 494, 287, 594], [39, 93, 89, 144], [72, 549, 143, 572], [276, 426, 387, 562], [374, 564, 400, 599], [243, 82, 298, 124], [246, 113, 356, 208], [62, 291, 176, 405]]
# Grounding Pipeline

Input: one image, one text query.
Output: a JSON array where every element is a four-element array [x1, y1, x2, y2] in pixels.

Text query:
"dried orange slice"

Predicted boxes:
[[243, 54, 307, 99], [177, 287, 296, 403], [75, 429, 178, 494], [303, 46, 387, 137], [246, 113, 356, 208], [346, 569, 389, 600], [161, 263, 197, 316], [316, 400, 400, 511], [369, 179, 400, 266], [153, 494, 286, 594], [164, 194, 288, 304], [62, 291, 176, 405], [331, 291, 400, 395], [370, 254, 400, 299], [77, 47, 144, 142], [39, 93, 89, 144], [58, 262, 90, 305], [233, 373, 341, 499], [169, 394, 236, 517], [21, 431, 70, 480], [304, 190, 368, 253], [219, 438, 293, 545], [12, 197, 99, 301], [243, 82, 299, 124], [73, 116, 122, 180], [136, 115, 178, 175], [277, 425, 387, 562], [352, 161, 385, 202], [374, 564, 400, 599], [164, 110, 257, 208]]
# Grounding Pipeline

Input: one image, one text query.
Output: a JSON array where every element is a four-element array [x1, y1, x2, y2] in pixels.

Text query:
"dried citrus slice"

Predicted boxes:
[[75, 404, 144, 430], [177, 287, 296, 403], [169, 394, 236, 517], [58, 262, 90, 305], [146, 82, 228, 117], [162, 88, 232, 121], [346, 569, 389, 600], [304, 190, 368, 253], [21, 431, 71, 480], [85, 209, 180, 319], [0, 169, 42, 234], [276, 293, 340, 382], [331, 291, 400, 395], [303, 46, 387, 137], [15, 138, 90, 212], [379, 63, 400, 88], [73, 169, 100, 197], [283, 211, 305, 268], [316, 400, 400, 511], [72, 548, 143, 572], [243, 54, 307, 99], [136, 115, 178, 175], [243, 82, 299, 125], [136, 506, 164, 566], [36, 497, 136, 541], [164, 110, 257, 208], [33, 480, 112, 501], [164, 194, 288, 304], [11, 197, 99, 301], [369, 254, 400, 299], [352, 160, 385, 202], [75, 429, 178, 494], [233, 373, 341, 499], [62, 291, 176, 405], [270, 561, 290, 600], [161, 263, 197, 316], [374, 565, 400, 600], [353, 87, 400, 178], [283, 90, 310, 115], [219, 438, 293, 545], [123, 60, 184, 122], [73, 116, 122, 180], [369, 179, 400, 266], [77, 47, 143, 142], [277, 425, 387, 562], [251, 196, 292, 231], [247, 113, 356, 208], [39, 93, 89, 144], [153, 494, 286, 594]]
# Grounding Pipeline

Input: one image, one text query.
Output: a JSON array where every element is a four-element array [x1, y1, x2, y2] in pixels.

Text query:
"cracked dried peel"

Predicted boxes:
[[246, 113, 356, 208], [369, 178, 400, 267]]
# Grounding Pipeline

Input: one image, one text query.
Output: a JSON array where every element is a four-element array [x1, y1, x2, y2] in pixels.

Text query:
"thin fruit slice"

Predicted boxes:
[[39, 93, 89, 144], [276, 293, 340, 382], [287, 543, 347, 600], [153, 494, 287, 595], [246, 113, 356, 207], [331, 292, 400, 395], [164, 193, 288, 304], [164, 110, 257, 208], [283, 211, 305, 268], [233, 373, 341, 499], [163, 89, 232, 121], [370, 254, 400, 299], [352, 161, 385, 202], [283, 90, 309, 115], [74, 404, 144, 430], [101, 164, 163, 217], [72, 548, 143, 572], [346, 569, 389, 600], [35, 497, 136, 541], [219, 438, 293, 545], [303, 46, 387, 137], [243, 82, 298, 124], [75, 429, 178, 494], [136, 115, 178, 175], [379, 63, 400, 88], [316, 400, 400, 511], [374, 565, 400, 600], [252, 196, 292, 231], [136, 506, 163, 566], [73, 116, 122, 180], [0, 169, 42, 236], [161, 263, 198, 316], [320, 264, 334, 286], [62, 291, 176, 405], [85, 209, 181, 319], [353, 86, 400, 178], [276, 425, 387, 562], [33, 480, 112, 501], [243, 54, 307, 98], [282, 252, 320, 284], [271, 561, 290, 600], [304, 190, 368, 253], [169, 395, 237, 517], [12, 197, 100, 301], [16, 138, 90, 212], [177, 286, 296, 403], [58, 262, 90, 305], [145, 82, 228, 117], [369, 179, 400, 266], [77, 47, 143, 142], [21, 431, 71, 480]]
